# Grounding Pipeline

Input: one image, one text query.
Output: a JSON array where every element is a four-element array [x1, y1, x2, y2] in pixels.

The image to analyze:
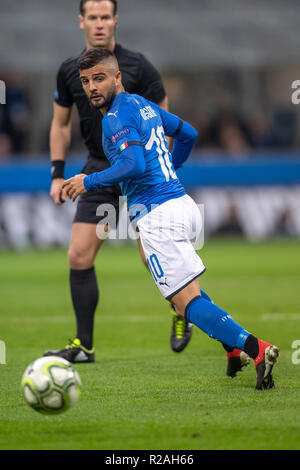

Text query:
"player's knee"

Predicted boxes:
[[68, 245, 95, 270]]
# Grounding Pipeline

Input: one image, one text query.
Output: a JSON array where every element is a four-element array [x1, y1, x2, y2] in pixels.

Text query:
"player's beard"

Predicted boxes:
[[90, 82, 117, 110]]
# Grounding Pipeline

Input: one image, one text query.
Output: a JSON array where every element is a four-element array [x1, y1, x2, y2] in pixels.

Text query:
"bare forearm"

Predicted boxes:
[[50, 120, 71, 162]]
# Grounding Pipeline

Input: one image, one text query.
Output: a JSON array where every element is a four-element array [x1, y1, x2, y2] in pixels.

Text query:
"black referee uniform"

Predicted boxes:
[[54, 43, 166, 224]]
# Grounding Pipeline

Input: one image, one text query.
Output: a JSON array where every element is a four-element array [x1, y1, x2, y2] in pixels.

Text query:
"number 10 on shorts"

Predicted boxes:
[[147, 254, 164, 282]]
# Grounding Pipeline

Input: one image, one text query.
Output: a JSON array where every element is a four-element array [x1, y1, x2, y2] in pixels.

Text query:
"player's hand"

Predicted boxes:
[[50, 178, 67, 205], [62, 174, 87, 202]]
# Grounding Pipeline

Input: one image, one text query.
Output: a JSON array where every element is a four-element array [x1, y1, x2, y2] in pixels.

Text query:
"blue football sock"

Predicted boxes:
[[200, 290, 234, 352], [185, 296, 249, 350], [200, 289, 212, 303]]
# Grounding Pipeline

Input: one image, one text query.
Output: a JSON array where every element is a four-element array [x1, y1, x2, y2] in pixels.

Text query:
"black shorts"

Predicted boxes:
[[73, 157, 122, 226]]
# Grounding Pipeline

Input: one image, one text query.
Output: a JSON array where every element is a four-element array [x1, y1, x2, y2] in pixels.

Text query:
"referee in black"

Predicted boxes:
[[45, 0, 192, 362]]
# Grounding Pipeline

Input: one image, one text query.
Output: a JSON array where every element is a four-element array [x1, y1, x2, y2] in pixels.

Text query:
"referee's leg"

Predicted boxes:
[[68, 222, 108, 350]]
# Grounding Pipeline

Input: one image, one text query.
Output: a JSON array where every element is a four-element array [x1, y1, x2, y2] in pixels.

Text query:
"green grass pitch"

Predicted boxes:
[[0, 237, 299, 450]]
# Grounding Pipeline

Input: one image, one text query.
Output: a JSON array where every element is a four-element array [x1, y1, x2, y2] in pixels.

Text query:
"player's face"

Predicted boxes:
[[79, 64, 121, 109], [79, 1, 118, 50]]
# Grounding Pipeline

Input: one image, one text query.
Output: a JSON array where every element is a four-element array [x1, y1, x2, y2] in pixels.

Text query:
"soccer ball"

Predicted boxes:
[[21, 356, 82, 415]]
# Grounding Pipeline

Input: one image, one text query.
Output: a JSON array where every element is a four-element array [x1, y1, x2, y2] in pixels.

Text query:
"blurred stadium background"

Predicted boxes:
[[1, 0, 300, 248]]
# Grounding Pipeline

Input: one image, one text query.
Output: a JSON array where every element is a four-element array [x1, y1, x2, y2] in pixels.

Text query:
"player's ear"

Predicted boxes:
[[78, 14, 84, 30], [116, 70, 122, 85], [114, 15, 118, 29]]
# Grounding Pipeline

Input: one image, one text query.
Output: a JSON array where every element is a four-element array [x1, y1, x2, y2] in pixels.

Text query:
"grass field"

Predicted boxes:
[[0, 237, 300, 450]]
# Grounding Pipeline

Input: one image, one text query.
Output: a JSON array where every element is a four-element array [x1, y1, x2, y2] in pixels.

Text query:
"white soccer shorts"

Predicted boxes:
[[137, 194, 206, 299]]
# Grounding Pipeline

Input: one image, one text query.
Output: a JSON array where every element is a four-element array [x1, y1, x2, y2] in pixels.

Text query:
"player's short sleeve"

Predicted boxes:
[[54, 62, 74, 108], [138, 54, 166, 104]]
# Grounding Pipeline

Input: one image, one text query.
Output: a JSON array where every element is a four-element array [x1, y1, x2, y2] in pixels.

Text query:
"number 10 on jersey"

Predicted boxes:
[[146, 126, 177, 182]]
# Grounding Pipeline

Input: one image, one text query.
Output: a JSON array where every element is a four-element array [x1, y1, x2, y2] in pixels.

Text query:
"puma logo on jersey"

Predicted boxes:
[[108, 111, 119, 118]]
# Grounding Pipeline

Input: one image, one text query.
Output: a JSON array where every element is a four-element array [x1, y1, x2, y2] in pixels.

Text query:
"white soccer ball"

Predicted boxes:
[[21, 356, 82, 415]]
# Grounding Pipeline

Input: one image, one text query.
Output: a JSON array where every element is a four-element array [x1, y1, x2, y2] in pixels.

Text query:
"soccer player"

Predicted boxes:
[[45, 0, 191, 363], [62, 48, 280, 390]]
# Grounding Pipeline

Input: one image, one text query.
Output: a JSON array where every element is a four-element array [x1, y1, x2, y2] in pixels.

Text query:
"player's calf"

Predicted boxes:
[[181, 291, 279, 389], [68, 222, 104, 270]]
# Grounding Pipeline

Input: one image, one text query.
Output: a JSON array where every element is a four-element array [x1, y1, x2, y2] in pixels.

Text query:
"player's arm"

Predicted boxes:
[[50, 63, 74, 205], [49, 103, 72, 205], [171, 118, 198, 169], [63, 121, 145, 202], [153, 104, 198, 170], [50, 102, 72, 161], [85, 144, 144, 186], [63, 144, 145, 202]]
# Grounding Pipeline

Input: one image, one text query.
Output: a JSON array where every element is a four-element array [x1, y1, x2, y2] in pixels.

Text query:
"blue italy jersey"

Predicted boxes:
[[102, 93, 185, 217]]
